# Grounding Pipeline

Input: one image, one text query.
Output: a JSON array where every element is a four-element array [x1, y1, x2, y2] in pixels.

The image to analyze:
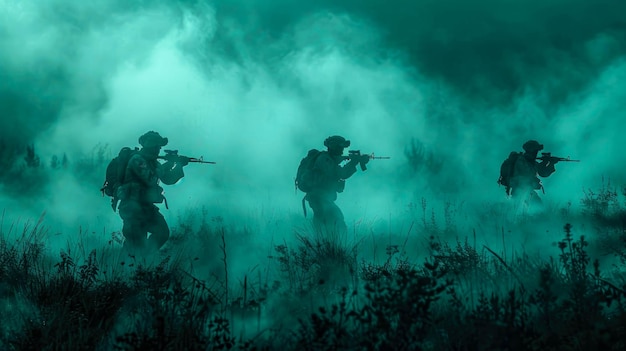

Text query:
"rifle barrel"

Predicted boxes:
[[343, 153, 391, 160], [189, 157, 216, 164], [536, 157, 580, 162], [158, 155, 216, 164]]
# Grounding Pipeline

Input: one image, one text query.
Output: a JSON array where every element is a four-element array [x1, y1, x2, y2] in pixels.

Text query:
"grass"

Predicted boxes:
[[2, 159, 626, 350]]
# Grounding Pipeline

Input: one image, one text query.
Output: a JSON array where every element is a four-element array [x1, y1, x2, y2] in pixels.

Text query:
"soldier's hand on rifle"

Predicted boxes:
[[347, 153, 360, 163], [177, 156, 190, 167], [360, 154, 370, 165]]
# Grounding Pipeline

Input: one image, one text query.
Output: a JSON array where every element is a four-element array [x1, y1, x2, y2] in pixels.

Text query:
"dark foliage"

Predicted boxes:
[[2, 199, 626, 350]]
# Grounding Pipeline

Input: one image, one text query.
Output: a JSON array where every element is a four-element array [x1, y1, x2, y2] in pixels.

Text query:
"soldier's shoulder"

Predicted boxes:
[[128, 152, 144, 161], [127, 153, 148, 167], [317, 150, 331, 159], [314, 151, 334, 163], [513, 154, 528, 163]]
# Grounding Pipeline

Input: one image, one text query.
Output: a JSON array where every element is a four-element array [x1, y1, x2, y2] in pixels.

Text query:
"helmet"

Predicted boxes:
[[522, 140, 544, 152], [323, 135, 350, 148], [139, 131, 168, 148]]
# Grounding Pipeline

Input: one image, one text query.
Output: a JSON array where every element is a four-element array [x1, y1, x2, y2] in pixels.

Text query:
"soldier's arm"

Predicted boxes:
[[127, 154, 159, 186], [338, 158, 358, 179], [157, 161, 185, 185], [536, 160, 556, 177]]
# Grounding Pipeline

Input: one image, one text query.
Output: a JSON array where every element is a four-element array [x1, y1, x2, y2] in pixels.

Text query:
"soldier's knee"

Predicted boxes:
[[122, 221, 144, 239], [118, 200, 142, 219], [333, 207, 345, 221], [158, 226, 170, 241], [123, 234, 145, 251], [149, 223, 170, 248]]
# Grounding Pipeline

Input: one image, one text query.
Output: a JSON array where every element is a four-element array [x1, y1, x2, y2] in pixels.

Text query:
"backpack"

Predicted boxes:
[[101, 147, 138, 204], [497, 151, 521, 194], [295, 149, 323, 193]]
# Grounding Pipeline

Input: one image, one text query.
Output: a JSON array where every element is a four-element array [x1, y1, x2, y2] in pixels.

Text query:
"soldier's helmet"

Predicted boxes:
[[324, 135, 350, 148], [139, 131, 168, 148], [522, 140, 544, 152]]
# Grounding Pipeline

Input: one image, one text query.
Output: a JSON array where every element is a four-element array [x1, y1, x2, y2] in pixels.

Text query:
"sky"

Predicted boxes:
[[1, 0, 626, 256]]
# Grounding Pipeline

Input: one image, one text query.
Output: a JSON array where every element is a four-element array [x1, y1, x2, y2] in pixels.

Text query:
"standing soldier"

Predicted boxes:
[[116, 131, 188, 254], [297, 135, 369, 235], [509, 140, 556, 205]]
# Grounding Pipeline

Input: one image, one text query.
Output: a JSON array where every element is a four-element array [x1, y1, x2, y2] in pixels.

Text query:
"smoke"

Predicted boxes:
[[0, 0, 625, 250], [209, 0, 626, 104], [2, 2, 626, 345]]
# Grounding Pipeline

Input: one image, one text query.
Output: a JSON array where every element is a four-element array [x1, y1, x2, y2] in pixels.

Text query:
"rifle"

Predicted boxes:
[[536, 152, 580, 164], [158, 149, 216, 164], [343, 150, 390, 171]]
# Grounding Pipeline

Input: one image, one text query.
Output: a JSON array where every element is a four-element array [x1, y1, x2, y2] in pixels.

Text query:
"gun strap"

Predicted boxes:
[[111, 198, 119, 212], [302, 195, 307, 218], [164, 196, 169, 210]]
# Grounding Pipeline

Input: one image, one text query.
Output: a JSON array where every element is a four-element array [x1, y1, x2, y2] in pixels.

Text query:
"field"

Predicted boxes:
[[2, 1, 626, 349], [0, 144, 624, 350], [1, 182, 626, 350]]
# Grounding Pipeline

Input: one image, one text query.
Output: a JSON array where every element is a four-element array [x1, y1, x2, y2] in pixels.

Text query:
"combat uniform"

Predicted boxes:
[[117, 131, 185, 253], [509, 140, 555, 205], [305, 136, 363, 235]]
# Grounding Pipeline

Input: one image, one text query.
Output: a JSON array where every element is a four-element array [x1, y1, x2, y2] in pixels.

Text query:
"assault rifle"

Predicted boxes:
[[343, 150, 390, 171], [158, 149, 216, 165], [536, 152, 580, 164]]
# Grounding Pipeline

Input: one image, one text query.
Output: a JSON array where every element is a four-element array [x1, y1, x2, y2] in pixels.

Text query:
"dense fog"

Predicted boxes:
[[1, 0, 625, 272]]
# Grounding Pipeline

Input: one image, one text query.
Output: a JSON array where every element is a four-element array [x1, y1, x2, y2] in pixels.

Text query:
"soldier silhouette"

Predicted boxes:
[[508, 140, 556, 206], [116, 131, 188, 254], [299, 135, 369, 235]]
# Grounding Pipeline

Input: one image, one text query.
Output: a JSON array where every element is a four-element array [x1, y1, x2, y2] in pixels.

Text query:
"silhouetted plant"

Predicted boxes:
[[115, 258, 232, 350], [404, 138, 443, 175], [24, 144, 40, 168], [558, 223, 589, 282], [6, 248, 132, 350], [428, 236, 482, 277], [4, 199, 626, 350], [295, 260, 450, 350], [0, 214, 47, 293], [360, 244, 412, 282], [0, 143, 49, 196], [274, 241, 319, 294], [71, 143, 111, 184], [274, 231, 359, 294], [582, 178, 620, 218], [49, 153, 68, 169]]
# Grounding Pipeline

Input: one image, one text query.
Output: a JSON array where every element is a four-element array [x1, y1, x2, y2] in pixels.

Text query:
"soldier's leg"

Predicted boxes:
[[511, 187, 531, 203], [511, 187, 544, 217], [526, 191, 543, 213], [528, 191, 542, 204], [306, 195, 326, 233], [145, 206, 170, 251], [118, 200, 148, 252], [312, 198, 346, 236], [121, 220, 145, 250], [324, 201, 347, 236]]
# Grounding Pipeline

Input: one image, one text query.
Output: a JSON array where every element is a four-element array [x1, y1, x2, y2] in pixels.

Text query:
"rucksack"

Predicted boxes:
[[497, 151, 521, 194], [295, 149, 323, 193], [101, 147, 138, 206]]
